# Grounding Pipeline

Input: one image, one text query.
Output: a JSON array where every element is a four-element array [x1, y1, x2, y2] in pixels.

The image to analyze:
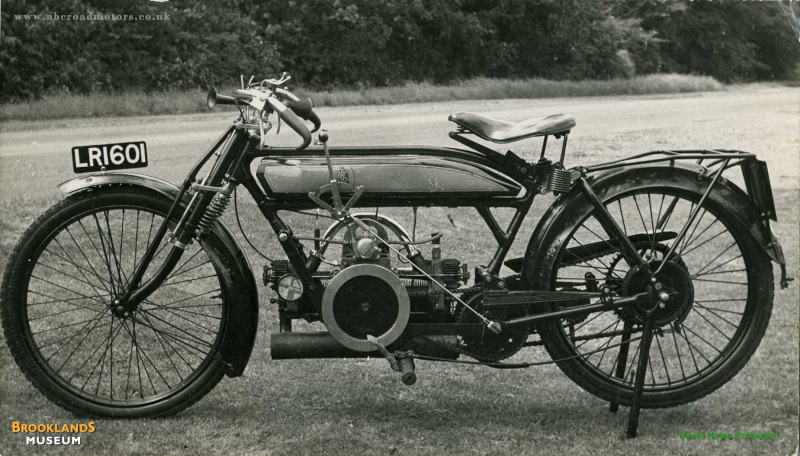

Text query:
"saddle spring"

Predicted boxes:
[[545, 167, 573, 193]]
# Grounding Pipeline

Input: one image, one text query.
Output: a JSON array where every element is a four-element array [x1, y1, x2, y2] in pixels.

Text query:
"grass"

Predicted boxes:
[[0, 90, 797, 456], [304, 74, 724, 107], [0, 74, 724, 122]]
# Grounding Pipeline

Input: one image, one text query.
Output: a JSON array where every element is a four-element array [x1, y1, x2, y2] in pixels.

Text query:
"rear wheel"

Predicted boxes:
[[530, 172, 773, 408], [1, 186, 241, 417]]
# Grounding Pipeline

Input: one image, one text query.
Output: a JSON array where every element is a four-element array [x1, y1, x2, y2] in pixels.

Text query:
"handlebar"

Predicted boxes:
[[285, 98, 321, 133], [206, 80, 321, 150], [267, 97, 313, 150]]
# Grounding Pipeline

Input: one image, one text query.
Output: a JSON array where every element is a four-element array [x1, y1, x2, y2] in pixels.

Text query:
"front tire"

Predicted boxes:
[[528, 169, 773, 409], [2, 186, 243, 417]]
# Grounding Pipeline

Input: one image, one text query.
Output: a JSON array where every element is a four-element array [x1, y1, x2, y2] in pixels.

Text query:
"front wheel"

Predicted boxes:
[[528, 169, 773, 409], [1, 186, 244, 417]]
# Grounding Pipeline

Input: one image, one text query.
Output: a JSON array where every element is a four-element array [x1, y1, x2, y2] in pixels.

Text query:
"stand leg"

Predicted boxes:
[[626, 307, 657, 438], [609, 319, 634, 414]]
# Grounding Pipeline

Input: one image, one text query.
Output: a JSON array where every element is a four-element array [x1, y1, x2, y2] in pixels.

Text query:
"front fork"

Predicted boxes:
[[111, 127, 248, 316]]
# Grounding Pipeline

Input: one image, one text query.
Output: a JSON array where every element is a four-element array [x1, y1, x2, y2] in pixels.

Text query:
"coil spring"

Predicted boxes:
[[196, 192, 231, 235], [545, 168, 573, 193]]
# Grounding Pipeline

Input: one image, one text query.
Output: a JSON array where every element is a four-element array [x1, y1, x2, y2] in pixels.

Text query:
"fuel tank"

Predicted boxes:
[[255, 146, 524, 207]]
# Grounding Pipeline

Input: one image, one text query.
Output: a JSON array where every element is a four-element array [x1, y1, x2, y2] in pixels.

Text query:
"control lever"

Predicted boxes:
[[308, 131, 365, 218]]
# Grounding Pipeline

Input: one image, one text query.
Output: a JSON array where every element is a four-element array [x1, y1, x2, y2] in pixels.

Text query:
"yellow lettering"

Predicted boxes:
[[12, 421, 19, 432], [69, 424, 78, 432], [88, 422, 95, 432], [79, 424, 87, 432]]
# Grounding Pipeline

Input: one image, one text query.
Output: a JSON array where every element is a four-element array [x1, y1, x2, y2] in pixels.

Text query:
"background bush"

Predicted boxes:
[[1, 0, 798, 102]]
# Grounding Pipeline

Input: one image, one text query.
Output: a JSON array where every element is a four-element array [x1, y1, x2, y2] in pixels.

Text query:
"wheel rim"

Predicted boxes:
[[21, 204, 227, 407], [549, 189, 755, 391]]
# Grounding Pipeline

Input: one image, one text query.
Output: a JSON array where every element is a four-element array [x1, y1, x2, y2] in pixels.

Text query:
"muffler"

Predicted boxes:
[[270, 332, 458, 360]]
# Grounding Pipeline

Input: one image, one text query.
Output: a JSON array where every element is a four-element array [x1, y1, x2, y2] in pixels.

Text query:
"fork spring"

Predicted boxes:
[[196, 192, 231, 236]]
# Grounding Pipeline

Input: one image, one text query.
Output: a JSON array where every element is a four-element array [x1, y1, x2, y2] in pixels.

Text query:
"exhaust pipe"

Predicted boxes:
[[270, 332, 458, 360]]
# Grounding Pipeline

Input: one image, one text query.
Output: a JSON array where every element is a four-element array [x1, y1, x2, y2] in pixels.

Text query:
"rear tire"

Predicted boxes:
[[528, 170, 773, 408], [2, 186, 243, 417]]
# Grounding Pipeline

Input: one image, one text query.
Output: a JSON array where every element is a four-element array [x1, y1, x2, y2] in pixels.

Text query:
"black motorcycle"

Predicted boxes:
[[1, 73, 789, 436]]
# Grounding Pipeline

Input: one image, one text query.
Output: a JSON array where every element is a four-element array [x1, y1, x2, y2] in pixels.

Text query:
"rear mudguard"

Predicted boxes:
[[519, 162, 785, 288], [59, 173, 258, 377]]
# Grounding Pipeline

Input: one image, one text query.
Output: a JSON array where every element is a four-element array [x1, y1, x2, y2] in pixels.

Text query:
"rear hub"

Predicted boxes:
[[622, 260, 694, 326]]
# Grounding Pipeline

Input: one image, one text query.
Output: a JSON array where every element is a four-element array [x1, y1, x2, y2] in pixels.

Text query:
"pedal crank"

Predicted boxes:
[[367, 335, 417, 386]]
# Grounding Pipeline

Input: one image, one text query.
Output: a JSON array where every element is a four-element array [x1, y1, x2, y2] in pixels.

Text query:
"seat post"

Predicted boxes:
[[539, 135, 548, 160], [558, 133, 569, 169]]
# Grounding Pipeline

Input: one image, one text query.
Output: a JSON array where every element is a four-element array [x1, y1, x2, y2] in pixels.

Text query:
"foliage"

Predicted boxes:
[[612, 0, 799, 81], [1, 0, 797, 101]]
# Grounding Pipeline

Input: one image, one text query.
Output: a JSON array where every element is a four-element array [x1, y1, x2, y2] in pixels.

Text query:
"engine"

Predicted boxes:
[[263, 217, 469, 351]]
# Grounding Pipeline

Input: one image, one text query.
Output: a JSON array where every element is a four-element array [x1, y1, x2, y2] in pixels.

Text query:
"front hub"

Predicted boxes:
[[110, 297, 136, 319], [622, 260, 694, 326]]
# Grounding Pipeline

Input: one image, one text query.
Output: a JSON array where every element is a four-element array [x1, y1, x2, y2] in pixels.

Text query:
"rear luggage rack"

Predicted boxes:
[[583, 148, 790, 289], [583, 148, 755, 173]]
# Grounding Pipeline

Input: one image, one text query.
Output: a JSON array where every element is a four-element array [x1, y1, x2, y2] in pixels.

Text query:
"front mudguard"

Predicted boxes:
[[521, 162, 786, 287], [59, 173, 258, 377]]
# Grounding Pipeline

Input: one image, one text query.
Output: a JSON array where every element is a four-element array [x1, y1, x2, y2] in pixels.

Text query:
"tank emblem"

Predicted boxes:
[[336, 167, 350, 183]]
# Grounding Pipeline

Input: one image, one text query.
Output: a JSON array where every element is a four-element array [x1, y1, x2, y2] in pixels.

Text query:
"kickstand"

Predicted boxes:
[[626, 306, 657, 438], [609, 319, 634, 414]]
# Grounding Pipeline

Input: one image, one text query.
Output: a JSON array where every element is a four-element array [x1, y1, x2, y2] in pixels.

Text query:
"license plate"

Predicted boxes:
[[72, 141, 148, 173]]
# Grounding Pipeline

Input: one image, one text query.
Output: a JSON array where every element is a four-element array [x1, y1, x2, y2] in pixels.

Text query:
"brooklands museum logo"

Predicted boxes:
[[12, 421, 95, 445]]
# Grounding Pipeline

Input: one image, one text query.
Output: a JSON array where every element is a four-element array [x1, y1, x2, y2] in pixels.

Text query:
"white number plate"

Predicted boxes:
[[72, 142, 148, 173]]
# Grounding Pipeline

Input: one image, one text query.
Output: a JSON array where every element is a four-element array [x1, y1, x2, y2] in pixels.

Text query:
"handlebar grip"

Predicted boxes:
[[285, 98, 322, 133], [267, 98, 312, 150], [307, 110, 322, 133], [206, 87, 237, 109]]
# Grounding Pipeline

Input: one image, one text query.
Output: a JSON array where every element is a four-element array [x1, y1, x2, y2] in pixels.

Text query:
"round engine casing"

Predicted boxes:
[[321, 264, 410, 351]]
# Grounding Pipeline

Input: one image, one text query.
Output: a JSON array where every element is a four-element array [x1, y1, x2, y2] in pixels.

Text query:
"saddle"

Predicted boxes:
[[449, 111, 575, 143]]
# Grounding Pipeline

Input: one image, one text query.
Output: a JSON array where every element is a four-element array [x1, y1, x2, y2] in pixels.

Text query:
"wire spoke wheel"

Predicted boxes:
[[530, 171, 773, 408], [2, 187, 237, 417]]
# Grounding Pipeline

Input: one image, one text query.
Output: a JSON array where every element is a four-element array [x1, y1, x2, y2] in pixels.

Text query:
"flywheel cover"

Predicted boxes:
[[321, 264, 410, 351]]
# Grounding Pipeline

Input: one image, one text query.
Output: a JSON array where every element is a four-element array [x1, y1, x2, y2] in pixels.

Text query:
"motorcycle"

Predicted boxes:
[[1, 73, 790, 437]]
